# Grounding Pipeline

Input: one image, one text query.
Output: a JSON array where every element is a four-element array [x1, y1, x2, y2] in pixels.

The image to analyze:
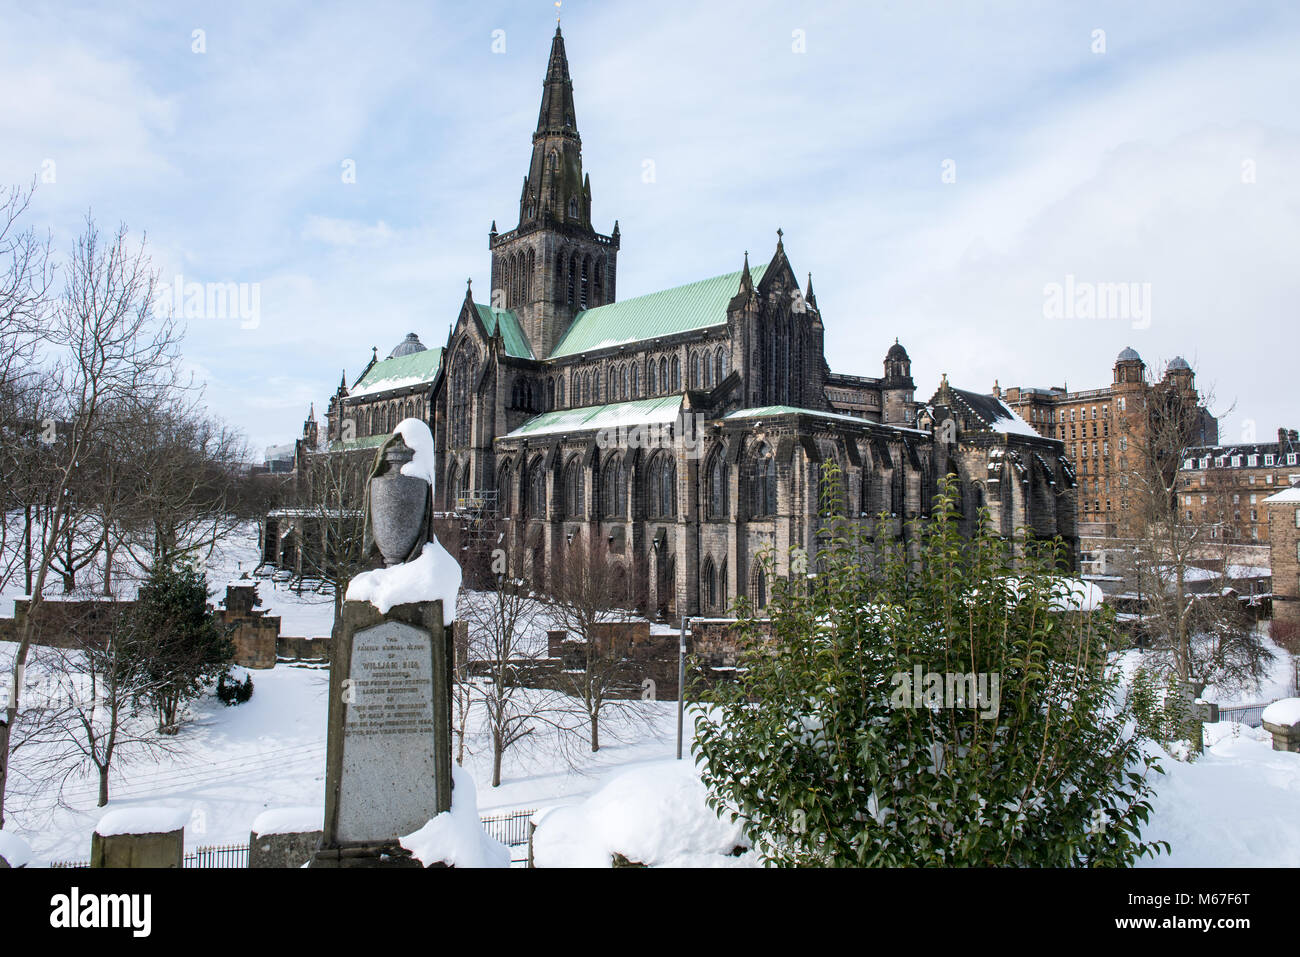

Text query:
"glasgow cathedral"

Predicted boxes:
[[279, 25, 1079, 618]]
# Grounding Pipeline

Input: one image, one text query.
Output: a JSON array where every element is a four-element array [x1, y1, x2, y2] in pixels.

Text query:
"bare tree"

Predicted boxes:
[[548, 536, 656, 753], [1118, 363, 1270, 694], [1, 214, 179, 827], [289, 447, 370, 642], [13, 595, 176, 809], [460, 540, 564, 787], [0, 182, 55, 595]]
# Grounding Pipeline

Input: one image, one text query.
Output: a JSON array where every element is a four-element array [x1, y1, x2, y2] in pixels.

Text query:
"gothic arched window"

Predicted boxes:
[[648, 361, 658, 395], [527, 458, 547, 518], [497, 463, 512, 517], [450, 349, 474, 448], [691, 353, 700, 388], [563, 457, 584, 518], [670, 356, 680, 392], [658, 357, 668, 394], [447, 461, 462, 509], [754, 564, 767, 609], [648, 452, 676, 518], [630, 364, 639, 399], [602, 454, 627, 518], [702, 558, 717, 611], [748, 444, 776, 518], [715, 347, 726, 383], [557, 376, 565, 407], [707, 448, 727, 519], [593, 368, 601, 403]]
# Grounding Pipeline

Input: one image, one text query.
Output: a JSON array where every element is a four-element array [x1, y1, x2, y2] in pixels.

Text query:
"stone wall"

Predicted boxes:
[[0, 583, 332, 670]]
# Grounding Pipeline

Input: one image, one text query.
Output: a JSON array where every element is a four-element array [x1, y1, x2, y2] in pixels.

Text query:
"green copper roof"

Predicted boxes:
[[475, 304, 534, 359], [725, 405, 930, 435], [504, 394, 684, 439], [352, 347, 443, 397], [328, 433, 390, 452], [550, 264, 767, 359]]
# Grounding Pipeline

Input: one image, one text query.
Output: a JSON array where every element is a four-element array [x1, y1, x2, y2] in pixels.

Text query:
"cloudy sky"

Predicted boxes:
[[3, 0, 1297, 455]]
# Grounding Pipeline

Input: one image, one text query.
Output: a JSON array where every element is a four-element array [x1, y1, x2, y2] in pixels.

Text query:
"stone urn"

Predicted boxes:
[[368, 441, 428, 566]]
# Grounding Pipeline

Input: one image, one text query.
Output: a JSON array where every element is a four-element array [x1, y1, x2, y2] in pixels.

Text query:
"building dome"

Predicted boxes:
[[1167, 355, 1191, 372], [1116, 346, 1141, 363], [388, 332, 427, 358], [886, 339, 910, 362]]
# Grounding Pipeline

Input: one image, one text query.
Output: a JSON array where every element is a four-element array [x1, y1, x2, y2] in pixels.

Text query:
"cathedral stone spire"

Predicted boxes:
[[489, 25, 619, 359], [536, 24, 577, 135], [516, 24, 588, 229]]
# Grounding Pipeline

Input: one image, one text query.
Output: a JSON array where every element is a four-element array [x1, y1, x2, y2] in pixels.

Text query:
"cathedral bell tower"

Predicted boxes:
[[488, 25, 619, 359]]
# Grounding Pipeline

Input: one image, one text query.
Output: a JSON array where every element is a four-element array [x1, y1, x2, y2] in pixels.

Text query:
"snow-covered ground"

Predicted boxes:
[[0, 637, 679, 864], [3, 519, 1299, 867]]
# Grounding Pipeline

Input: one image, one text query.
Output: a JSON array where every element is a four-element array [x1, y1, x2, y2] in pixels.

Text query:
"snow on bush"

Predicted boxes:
[[532, 759, 753, 868], [95, 806, 191, 836], [250, 807, 323, 837], [400, 765, 509, 868]]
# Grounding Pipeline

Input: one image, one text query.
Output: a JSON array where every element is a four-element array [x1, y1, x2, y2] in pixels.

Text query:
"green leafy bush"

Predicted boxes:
[[693, 471, 1166, 866], [216, 668, 254, 707]]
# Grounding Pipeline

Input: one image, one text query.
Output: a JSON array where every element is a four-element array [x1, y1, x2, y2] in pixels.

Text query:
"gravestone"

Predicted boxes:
[[309, 423, 458, 867], [311, 599, 453, 867]]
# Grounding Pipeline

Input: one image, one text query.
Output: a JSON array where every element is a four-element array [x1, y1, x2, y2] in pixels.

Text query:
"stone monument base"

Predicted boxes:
[[309, 840, 424, 868]]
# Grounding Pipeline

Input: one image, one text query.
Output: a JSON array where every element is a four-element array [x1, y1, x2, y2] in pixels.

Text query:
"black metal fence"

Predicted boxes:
[[1218, 703, 1267, 728], [184, 843, 248, 868], [48, 810, 538, 868], [480, 809, 536, 866]]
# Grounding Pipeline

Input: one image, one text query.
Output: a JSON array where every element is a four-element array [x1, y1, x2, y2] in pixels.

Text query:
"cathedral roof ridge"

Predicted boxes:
[[549, 263, 769, 358]]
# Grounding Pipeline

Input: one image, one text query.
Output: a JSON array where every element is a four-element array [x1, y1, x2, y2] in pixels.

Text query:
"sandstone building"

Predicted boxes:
[[1001, 348, 1217, 541], [1178, 428, 1300, 544]]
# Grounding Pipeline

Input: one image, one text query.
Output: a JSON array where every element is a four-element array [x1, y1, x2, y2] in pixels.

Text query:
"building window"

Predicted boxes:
[[528, 460, 547, 517], [749, 444, 777, 518], [630, 364, 640, 398], [602, 455, 627, 518], [670, 356, 681, 392], [497, 463, 513, 517], [647, 452, 676, 518], [707, 449, 727, 519], [450, 349, 474, 448], [649, 360, 659, 395], [703, 558, 717, 611], [563, 458, 584, 518]]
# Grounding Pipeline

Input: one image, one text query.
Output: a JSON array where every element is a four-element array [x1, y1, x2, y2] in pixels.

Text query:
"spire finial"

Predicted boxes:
[[555, 1, 562, 25], [776, 227, 784, 249]]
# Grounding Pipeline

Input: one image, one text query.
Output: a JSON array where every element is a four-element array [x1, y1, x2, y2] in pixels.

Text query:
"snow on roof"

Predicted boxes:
[[1263, 485, 1300, 504], [724, 405, 930, 436], [506, 395, 684, 439], [95, 806, 191, 836], [251, 807, 323, 836], [351, 347, 444, 397]]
